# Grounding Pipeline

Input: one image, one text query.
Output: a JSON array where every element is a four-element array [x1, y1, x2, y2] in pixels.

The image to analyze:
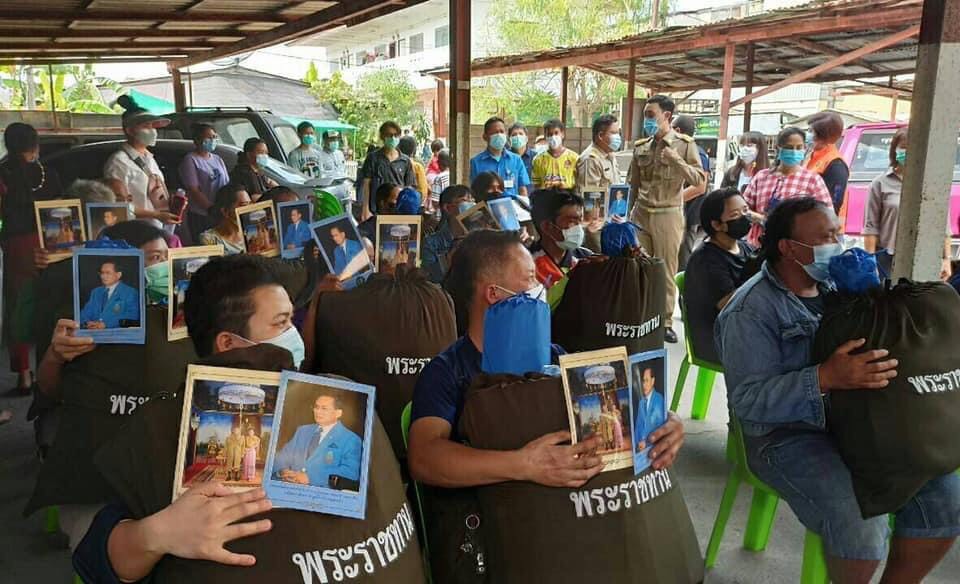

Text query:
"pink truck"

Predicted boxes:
[[839, 122, 960, 241]]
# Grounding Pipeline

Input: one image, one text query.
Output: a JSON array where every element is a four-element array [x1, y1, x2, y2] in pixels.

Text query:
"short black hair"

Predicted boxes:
[[398, 135, 417, 157], [243, 137, 265, 153], [777, 126, 806, 147], [672, 115, 696, 137], [760, 197, 830, 262], [99, 260, 119, 273], [296, 121, 315, 135], [645, 94, 675, 114], [211, 183, 248, 219], [443, 229, 524, 332], [101, 220, 166, 248], [184, 254, 284, 357], [3, 122, 38, 156], [437, 150, 452, 170], [508, 122, 527, 135], [379, 121, 401, 137], [699, 187, 743, 237], [483, 117, 505, 134], [592, 114, 618, 141], [375, 182, 399, 210], [543, 118, 564, 134], [470, 171, 504, 203], [531, 188, 584, 234], [431, 139, 444, 153], [439, 184, 471, 206], [258, 186, 297, 203], [191, 123, 215, 142]]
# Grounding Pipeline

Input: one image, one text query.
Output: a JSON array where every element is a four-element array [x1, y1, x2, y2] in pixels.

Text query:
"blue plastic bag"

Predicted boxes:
[[481, 294, 551, 375], [397, 187, 421, 215], [829, 247, 881, 294], [601, 222, 641, 257], [84, 236, 133, 249]]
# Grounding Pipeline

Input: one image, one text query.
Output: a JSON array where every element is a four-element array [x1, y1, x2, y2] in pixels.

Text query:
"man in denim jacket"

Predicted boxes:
[[716, 197, 960, 583]]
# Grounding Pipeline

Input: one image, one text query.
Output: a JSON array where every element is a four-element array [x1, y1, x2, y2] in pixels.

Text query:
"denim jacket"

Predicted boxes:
[[715, 261, 834, 436]]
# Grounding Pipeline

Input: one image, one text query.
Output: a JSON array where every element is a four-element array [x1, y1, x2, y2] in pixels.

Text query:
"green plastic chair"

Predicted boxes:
[[672, 271, 725, 420], [401, 402, 433, 584], [45, 506, 59, 534], [705, 419, 829, 584]]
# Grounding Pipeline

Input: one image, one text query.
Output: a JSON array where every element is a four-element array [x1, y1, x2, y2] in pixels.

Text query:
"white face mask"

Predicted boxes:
[[739, 145, 758, 164], [495, 283, 547, 304], [232, 326, 305, 369], [547, 135, 563, 150], [135, 127, 158, 147]]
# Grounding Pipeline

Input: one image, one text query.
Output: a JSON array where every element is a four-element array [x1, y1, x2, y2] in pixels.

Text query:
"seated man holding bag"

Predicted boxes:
[[716, 197, 960, 584]]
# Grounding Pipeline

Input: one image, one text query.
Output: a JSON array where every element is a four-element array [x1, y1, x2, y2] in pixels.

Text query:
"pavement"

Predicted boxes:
[[1, 317, 959, 583]]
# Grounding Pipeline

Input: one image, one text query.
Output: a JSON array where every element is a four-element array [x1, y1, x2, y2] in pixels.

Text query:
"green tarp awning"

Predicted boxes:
[[282, 116, 356, 133]]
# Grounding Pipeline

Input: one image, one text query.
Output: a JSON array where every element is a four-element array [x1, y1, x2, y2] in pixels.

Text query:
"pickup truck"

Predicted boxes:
[[839, 122, 960, 244]]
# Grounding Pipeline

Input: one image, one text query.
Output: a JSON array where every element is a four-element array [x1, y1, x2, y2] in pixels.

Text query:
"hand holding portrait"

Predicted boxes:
[[50, 319, 95, 363], [647, 412, 684, 471], [519, 430, 605, 488]]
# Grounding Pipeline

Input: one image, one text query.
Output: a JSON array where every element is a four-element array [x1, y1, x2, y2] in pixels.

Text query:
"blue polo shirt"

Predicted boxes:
[[469, 149, 532, 198]]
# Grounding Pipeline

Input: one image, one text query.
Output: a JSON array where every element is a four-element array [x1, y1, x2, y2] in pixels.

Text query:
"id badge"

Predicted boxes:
[[504, 179, 515, 189]]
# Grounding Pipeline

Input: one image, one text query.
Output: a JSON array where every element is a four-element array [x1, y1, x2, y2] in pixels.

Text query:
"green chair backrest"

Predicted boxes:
[[401, 401, 413, 448], [675, 270, 724, 371]]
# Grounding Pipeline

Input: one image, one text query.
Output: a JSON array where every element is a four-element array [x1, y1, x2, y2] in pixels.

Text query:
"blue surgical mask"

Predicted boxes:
[[779, 149, 805, 167], [234, 326, 305, 370], [895, 149, 906, 165], [609, 133, 623, 151], [457, 201, 475, 215], [556, 223, 585, 251], [302, 134, 316, 146], [489, 133, 507, 152], [384, 136, 400, 150], [328, 140, 340, 151], [643, 119, 660, 138], [201, 138, 218, 153], [792, 240, 844, 282], [509, 134, 528, 150], [255, 154, 270, 167]]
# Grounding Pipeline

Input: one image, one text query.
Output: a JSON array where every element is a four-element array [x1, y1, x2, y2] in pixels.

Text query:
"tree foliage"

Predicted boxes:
[[308, 68, 420, 154], [479, 0, 669, 127], [0, 64, 123, 113]]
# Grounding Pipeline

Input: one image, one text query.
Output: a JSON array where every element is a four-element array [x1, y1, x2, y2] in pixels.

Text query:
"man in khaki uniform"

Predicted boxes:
[[577, 114, 623, 252], [628, 95, 704, 343], [224, 425, 244, 481]]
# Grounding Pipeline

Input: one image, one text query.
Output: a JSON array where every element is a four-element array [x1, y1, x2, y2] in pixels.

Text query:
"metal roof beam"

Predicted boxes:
[[0, 9, 294, 24], [785, 38, 881, 73], [0, 28, 246, 39]]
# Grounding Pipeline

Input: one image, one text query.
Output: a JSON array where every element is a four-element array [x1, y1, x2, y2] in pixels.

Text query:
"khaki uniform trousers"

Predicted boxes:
[[635, 205, 683, 327]]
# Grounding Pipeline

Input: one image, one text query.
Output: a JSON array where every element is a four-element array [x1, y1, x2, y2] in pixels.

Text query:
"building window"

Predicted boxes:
[[435, 25, 449, 48], [375, 44, 387, 59], [353, 51, 365, 66], [409, 33, 424, 54]]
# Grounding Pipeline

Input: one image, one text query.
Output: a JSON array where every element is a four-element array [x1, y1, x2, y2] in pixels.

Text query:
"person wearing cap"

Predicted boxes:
[[287, 122, 322, 179], [316, 130, 347, 181], [104, 95, 179, 230]]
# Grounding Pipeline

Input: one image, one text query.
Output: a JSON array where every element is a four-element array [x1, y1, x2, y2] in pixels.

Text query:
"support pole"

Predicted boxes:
[[560, 66, 569, 126], [890, 94, 899, 121], [171, 68, 186, 113], [744, 44, 755, 132], [449, 0, 471, 185], [47, 64, 58, 129], [652, 0, 662, 30], [892, 0, 960, 281], [624, 59, 637, 143], [435, 78, 447, 139], [714, 44, 736, 189]]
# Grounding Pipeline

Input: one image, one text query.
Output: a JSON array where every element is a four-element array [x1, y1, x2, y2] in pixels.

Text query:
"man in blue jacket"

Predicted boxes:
[[330, 224, 364, 276], [283, 207, 312, 251], [272, 393, 362, 488], [633, 366, 666, 452], [79, 260, 139, 329]]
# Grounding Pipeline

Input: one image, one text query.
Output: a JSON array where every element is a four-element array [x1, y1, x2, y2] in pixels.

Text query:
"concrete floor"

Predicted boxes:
[[1, 318, 959, 583]]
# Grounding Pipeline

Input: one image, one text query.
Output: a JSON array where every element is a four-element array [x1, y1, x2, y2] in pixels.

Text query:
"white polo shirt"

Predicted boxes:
[[103, 143, 165, 214]]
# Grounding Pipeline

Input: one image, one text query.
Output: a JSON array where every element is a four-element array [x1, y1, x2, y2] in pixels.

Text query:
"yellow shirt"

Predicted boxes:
[[412, 160, 429, 201], [532, 149, 580, 190]]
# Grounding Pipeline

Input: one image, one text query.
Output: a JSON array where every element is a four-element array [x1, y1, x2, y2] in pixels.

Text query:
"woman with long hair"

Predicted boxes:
[[721, 131, 769, 192], [199, 184, 251, 255]]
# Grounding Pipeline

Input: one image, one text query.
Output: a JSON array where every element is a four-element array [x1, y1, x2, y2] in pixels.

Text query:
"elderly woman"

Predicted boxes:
[[0, 123, 63, 396]]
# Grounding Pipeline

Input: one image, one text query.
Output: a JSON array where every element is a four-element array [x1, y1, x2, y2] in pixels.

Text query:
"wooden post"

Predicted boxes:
[[744, 44, 755, 132], [890, 94, 899, 121], [560, 66, 569, 126], [652, 0, 662, 30], [47, 64, 58, 129], [624, 58, 637, 144], [892, 0, 960, 281], [449, 0, 471, 185], [435, 78, 447, 139], [171, 68, 186, 113], [714, 43, 736, 189]]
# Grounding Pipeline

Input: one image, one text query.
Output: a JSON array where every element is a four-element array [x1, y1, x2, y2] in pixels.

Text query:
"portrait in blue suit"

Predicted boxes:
[[283, 206, 313, 251], [78, 260, 140, 329], [633, 365, 666, 452], [272, 394, 362, 489], [330, 225, 365, 275], [609, 187, 629, 218]]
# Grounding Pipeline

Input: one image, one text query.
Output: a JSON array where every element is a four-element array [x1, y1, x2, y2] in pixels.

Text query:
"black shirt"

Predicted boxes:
[[0, 160, 63, 239], [821, 158, 850, 214], [684, 239, 753, 363], [360, 149, 415, 214], [231, 162, 270, 197], [799, 293, 825, 318]]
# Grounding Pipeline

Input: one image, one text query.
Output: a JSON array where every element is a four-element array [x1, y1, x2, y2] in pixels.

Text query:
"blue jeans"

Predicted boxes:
[[744, 428, 960, 560]]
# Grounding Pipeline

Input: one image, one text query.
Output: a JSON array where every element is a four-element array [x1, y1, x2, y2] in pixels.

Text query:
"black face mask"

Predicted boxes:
[[724, 216, 752, 240]]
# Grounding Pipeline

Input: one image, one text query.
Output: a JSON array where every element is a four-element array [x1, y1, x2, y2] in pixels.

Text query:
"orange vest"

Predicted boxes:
[[807, 145, 849, 226]]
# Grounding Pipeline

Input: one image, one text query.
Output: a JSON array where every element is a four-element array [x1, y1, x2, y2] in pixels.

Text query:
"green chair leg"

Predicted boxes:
[[45, 506, 60, 534], [75, 574, 84, 584], [705, 472, 742, 568], [743, 488, 779, 551], [801, 530, 830, 584], [690, 368, 717, 420], [671, 358, 691, 412]]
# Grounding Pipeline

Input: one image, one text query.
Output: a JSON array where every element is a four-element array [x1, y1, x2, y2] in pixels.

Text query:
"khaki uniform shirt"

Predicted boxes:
[[576, 142, 620, 193], [627, 130, 704, 209]]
